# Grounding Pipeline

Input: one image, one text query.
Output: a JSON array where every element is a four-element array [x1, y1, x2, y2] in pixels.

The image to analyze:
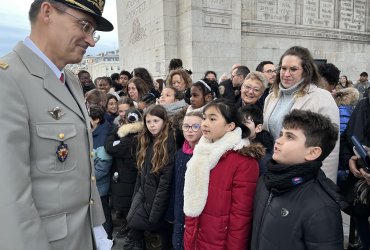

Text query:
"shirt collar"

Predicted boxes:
[[24, 37, 65, 83]]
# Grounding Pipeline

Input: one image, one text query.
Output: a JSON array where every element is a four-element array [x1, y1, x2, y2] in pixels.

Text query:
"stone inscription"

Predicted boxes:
[[126, 0, 146, 21], [243, 22, 370, 42], [205, 0, 232, 10], [340, 0, 366, 31], [256, 0, 295, 24], [302, 0, 335, 27]]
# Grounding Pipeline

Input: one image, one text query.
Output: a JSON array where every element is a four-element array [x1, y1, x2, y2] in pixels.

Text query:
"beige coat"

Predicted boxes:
[[263, 84, 340, 183], [0, 42, 105, 250]]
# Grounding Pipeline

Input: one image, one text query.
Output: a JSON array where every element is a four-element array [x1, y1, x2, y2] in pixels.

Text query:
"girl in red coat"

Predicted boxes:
[[183, 98, 263, 250]]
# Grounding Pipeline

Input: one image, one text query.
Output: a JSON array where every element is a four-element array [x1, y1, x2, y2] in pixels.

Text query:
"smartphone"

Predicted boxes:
[[351, 135, 370, 173]]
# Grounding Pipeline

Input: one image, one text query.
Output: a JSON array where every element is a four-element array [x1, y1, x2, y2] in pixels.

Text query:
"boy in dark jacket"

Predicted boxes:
[[251, 109, 347, 250], [239, 104, 274, 175], [90, 105, 113, 240]]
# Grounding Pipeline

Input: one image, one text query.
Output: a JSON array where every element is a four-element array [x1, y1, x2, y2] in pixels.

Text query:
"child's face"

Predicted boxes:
[[146, 114, 164, 137], [159, 88, 177, 105], [118, 104, 131, 120], [97, 79, 111, 94], [128, 82, 139, 101], [273, 128, 315, 165], [202, 106, 235, 142], [243, 116, 262, 140], [107, 98, 118, 114], [190, 86, 206, 109], [182, 116, 203, 146]]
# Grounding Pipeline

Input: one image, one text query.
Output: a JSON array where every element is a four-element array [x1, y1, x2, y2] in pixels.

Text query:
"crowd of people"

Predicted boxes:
[[78, 46, 370, 250], [1, 1, 370, 250]]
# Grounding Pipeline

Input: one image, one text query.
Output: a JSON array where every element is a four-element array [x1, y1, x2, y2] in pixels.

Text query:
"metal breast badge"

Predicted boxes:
[[56, 133, 69, 162], [48, 107, 65, 120]]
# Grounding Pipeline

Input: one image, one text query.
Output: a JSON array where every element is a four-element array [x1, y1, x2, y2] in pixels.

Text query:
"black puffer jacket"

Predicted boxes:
[[126, 134, 176, 231], [104, 122, 143, 214], [251, 170, 346, 250]]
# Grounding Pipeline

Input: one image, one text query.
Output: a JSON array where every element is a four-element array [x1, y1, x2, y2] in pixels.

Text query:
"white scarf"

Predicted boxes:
[[183, 127, 249, 217]]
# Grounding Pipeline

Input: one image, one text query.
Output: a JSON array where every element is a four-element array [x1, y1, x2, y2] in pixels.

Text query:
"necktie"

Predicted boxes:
[[60, 73, 65, 83]]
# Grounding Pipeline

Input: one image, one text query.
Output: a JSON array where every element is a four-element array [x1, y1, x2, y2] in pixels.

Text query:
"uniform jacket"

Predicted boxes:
[[0, 42, 105, 250], [126, 134, 176, 231], [263, 84, 340, 183], [183, 128, 262, 250], [104, 122, 143, 213], [251, 170, 346, 250]]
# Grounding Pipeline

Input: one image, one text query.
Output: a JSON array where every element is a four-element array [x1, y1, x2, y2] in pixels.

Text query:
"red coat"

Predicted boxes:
[[183, 150, 259, 250]]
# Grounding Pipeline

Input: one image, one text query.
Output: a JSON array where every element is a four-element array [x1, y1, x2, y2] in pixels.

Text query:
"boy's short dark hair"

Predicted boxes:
[[238, 104, 263, 126], [283, 109, 338, 161], [360, 72, 368, 77], [89, 105, 105, 124]]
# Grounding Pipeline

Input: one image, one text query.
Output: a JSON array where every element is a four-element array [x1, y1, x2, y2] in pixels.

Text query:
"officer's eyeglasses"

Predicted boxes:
[[53, 6, 100, 43], [182, 123, 201, 132]]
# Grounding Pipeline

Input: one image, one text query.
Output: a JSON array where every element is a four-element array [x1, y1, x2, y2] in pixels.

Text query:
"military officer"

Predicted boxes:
[[0, 0, 114, 249]]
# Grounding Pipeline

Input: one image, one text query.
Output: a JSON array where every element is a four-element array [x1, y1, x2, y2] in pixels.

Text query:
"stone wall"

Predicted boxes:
[[117, 0, 370, 82]]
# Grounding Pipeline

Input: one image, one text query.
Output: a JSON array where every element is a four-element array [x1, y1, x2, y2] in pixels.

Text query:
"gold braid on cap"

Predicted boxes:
[[87, 0, 104, 12], [65, 0, 95, 13]]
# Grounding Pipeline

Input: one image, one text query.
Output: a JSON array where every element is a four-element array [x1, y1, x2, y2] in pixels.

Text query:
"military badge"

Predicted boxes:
[[48, 107, 65, 120], [56, 142, 69, 162]]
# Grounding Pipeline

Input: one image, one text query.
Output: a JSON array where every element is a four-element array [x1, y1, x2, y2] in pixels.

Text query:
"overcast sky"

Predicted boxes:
[[0, 0, 118, 57]]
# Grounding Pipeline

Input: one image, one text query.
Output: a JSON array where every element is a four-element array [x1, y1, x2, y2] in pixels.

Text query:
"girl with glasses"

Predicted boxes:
[[165, 111, 203, 250]]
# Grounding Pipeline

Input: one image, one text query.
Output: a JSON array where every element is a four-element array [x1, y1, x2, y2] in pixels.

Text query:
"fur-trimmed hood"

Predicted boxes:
[[184, 127, 260, 217], [117, 122, 143, 138], [332, 87, 359, 106], [238, 143, 265, 161]]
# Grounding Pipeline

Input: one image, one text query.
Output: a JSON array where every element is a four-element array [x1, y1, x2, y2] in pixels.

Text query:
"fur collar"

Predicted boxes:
[[332, 87, 359, 106], [183, 127, 249, 217], [117, 122, 143, 138]]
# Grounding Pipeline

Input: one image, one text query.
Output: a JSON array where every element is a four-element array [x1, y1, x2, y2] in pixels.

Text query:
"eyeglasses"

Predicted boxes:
[[278, 66, 302, 74], [182, 123, 201, 132], [53, 6, 100, 43], [241, 84, 261, 94], [263, 69, 277, 74], [231, 73, 241, 80]]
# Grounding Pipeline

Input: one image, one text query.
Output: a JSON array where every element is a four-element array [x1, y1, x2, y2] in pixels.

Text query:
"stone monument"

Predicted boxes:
[[117, 0, 370, 81]]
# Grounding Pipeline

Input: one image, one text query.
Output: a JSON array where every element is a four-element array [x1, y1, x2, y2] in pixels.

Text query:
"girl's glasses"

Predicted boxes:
[[182, 123, 201, 132]]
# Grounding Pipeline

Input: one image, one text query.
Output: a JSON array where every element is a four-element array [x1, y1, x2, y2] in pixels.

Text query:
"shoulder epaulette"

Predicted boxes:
[[0, 60, 9, 69]]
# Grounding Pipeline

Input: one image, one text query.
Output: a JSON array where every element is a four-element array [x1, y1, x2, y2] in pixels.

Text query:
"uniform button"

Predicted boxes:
[[58, 133, 65, 139], [90, 151, 94, 157], [90, 199, 94, 204], [91, 176, 96, 182]]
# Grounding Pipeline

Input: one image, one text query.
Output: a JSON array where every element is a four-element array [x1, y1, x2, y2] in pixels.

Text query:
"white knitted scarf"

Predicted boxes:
[[183, 127, 249, 217]]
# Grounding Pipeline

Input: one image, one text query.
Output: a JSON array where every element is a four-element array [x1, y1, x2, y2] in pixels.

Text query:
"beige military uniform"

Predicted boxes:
[[0, 42, 105, 250]]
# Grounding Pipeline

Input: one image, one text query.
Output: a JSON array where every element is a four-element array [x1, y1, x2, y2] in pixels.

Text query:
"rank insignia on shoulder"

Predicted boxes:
[[48, 107, 65, 120], [56, 142, 69, 162], [0, 61, 9, 69]]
